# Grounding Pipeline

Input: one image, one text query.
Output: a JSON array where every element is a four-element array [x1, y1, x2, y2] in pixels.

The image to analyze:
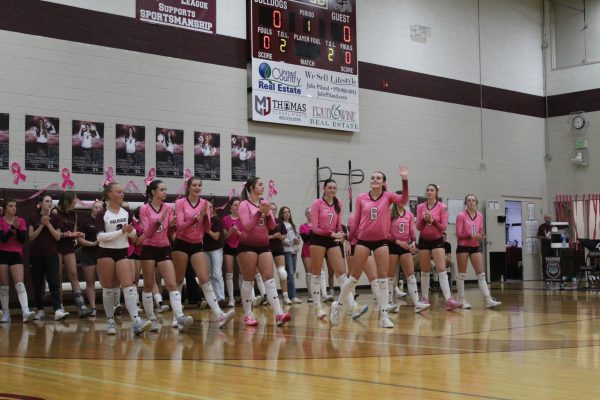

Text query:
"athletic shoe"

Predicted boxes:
[[461, 301, 472, 310], [199, 300, 209, 310], [486, 297, 502, 309], [252, 296, 263, 307], [106, 319, 117, 335], [216, 310, 235, 329], [350, 302, 369, 320], [445, 297, 461, 311], [315, 304, 327, 319], [284, 297, 293, 305], [420, 296, 430, 305], [171, 316, 178, 328], [0, 312, 10, 323], [323, 294, 334, 303], [78, 305, 93, 318], [244, 314, 258, 326], [329, 302, 341, 326], [387, 303, 400, 313], [218, 299, 229, 309], [89, 308, 97, 317], [54, 309, 70, 321], [291, 297, 302, 304], [414, 302, 431, 313], [379, 314, 394, 328], [227, 299, 235, 308], [113, 303, 122, 316], [307, 297, 313, 303], [149, 316, 160, 332], [23, 311, 36, 323], [157, 304, 170, 313], [177, 315, 193, 331], [275, 313, 291, 327], [395, 287, 407, 298], [133, 318, 152, 335], [34, 310, 45, 320]]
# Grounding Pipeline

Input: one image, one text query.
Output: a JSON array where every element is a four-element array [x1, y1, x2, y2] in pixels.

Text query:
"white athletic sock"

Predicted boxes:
[[123, 286, 139, 320], [176, 283, 183, 296], [421, 272, 431, 298], [169, 291, 184, 318], [438, 271, 452, 300], [378, 279, 390, 310], [255, 273, 266, 297], [477, 273, 491, 299], [338, 276, 358, 307], [457, 272, 467, 302], [103, 288, 115, 319], [283, 291, 289, 301], [370, 279, 380, 305], [387, 278, 394, 304], [15, 282, 30, 313], [241, 281, 254, 316], [153, 292, 163, 307], [311, 274, 322, 305], [112, 287, 121, 306], [306, 273, 313, 300], [407, 275, 420, 305], [0, 286, 9, 313], [142, 291, 155, 319], [338, 274, 353, 306], [264, 278, 283, 315], [225, 273, 234, 300], [320, 271, 327, 296], [201, 282, 222, 317]]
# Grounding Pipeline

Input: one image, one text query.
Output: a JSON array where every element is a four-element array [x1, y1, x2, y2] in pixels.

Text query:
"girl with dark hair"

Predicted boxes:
[[269, 202, 289, 304], [238, 177, 291, 326], [455, 194, 501, 309], [222, 198, 242, 307], [77, 200, 104, 316], [330, 167, 409, 328], [417, 184, 461, 310], [280, 206, 302, 304], [0, 199, 35, 322], [140, 180, 193, 331], [299, 208, 314, 302], [95, 183, 151, 335], [28, 194, 68, 321], [172, 177, 233, 328], [54, 192, 93, 317]]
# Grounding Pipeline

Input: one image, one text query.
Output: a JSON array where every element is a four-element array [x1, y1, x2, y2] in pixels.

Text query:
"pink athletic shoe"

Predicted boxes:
[[276, 313, 291, 327], [445, 297, 461, 311], [420, 296, 429, 305], [244, 314, 258, 326]]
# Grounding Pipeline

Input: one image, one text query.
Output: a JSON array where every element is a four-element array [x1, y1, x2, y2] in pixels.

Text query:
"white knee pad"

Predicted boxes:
[[277, 266, 288, 281]]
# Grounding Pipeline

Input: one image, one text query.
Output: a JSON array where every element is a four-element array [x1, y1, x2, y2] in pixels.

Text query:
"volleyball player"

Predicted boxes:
[[96, 183, 151, 335], [455, 194, 501, 309], [299, 208, 313, 302], [172, 177, 234, 328], [223, 198, 242, 307], [330, 167, 409, 328], [237, 177, 291, 327], [0, 199, 35, 322], [77, 200, 104, 316], [417, 184, 461, 310], [268, 203, 290, 304], [139, 180, 193, 331]]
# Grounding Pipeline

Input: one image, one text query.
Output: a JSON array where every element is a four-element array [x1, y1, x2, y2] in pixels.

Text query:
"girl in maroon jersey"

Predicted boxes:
[[416, 184, 461, 310], [455, 194, 501, 309], [77, 200, 104, 316], [299, 208, 313, 302]]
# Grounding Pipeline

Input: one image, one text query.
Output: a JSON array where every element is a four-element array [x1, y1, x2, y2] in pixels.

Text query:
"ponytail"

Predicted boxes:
[[241, 177, 259, 201], [146, 180, 163, 203]]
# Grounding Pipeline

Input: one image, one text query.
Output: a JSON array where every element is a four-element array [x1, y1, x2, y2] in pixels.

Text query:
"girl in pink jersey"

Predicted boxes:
[[0, 199, 35, 323], [140, 180, 193, 331], [237, 177, 291, 327], [389, 200, 430, 313], [344, 212, 374, 320], [455, 194, 501, 309], [172, 176, 234, 328], [331, 166, 409, 328], [417, 184, 461, 310], [223, 198, 242, 307], [309, 179, 352, 320]]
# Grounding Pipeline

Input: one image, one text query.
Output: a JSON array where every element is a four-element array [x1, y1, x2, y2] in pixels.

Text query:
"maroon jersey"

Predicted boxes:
[[28, 213, 62, 256]]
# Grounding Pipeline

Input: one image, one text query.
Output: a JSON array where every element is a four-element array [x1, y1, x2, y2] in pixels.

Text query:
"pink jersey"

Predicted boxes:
[[416, 201, 448, 240], [0, 217, 27, 256], [351, 181, 409, 242], [223, 214, 242, 249], [174, 197, 211, 244], [456, 210, 484, 247], [139, 202, 174, 247], [299, 223, 312, 257], [238, 199, 276, 247], [310, 198, 342, 237], [389, 209, 416, 243]]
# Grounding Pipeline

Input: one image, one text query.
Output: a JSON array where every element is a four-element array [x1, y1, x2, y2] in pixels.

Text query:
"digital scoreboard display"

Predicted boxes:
[[250, 0, 359, 132]]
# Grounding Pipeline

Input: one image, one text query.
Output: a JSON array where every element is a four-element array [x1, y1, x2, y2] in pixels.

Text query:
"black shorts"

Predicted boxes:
[[97, 248, 129, 262], [271, 248, 284, 257], [323, 245, 344, 259], [131, 253, 140, 260], [418, 237, 445, 250], [223, 244, 239, 256], [172, 239, 204, 256], [388, 241, 410, 256], [356, 240, 388, 252], [0, 251, 23, 266], [237, 243, 271, 255], [456, 245, 481, 254], [310, 234, 339, 250], [140, 245, 172, 262], [81, 250, 98, 266]]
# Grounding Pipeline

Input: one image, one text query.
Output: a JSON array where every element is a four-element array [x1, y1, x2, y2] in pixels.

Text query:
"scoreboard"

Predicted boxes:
[[250, 0, 359, 132]]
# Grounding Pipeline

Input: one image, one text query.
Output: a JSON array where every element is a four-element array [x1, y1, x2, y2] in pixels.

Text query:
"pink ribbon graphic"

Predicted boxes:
[[103, 166, 115, 187], [124, 180, 144, 195], [11, 163, 26, 185], [144, 168, 156, 187], [176, 168, 195, 197], [267, 179, 278, 200], [184, 168, 193, 181], [61, 168, 75, 189]]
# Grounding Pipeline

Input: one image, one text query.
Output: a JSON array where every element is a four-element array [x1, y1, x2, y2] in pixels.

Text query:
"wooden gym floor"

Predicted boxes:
[[0, 282, 599, 399]]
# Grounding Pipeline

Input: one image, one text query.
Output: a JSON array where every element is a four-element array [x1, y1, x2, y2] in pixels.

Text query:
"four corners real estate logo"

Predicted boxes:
[[254, 95, 271, 116]]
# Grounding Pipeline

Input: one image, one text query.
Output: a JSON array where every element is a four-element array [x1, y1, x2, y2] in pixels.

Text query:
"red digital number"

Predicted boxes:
[[273, 10, 282, 29], [344, 51, 352, 64], [263, 35, 271, 50], [343, 26, 351, 43]]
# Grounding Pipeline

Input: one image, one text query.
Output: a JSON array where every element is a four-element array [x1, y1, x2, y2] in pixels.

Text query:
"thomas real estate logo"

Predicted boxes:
[[255, 96, 307, 122]]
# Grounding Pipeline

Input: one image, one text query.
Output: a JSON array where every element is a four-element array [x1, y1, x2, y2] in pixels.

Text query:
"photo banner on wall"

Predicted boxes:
[[231, 135, 256, 182], [0, 113, 8, 169], [156, 128, 183, 178], [194, 131, 220, 181], [116, 124, 145, 176], [137, 0, 216, 34], [72, 120, 104, 175], [25, 115, 59, 171]]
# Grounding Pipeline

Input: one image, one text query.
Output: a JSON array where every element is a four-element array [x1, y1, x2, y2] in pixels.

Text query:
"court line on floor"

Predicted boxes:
[[0, 360, 212, 399], [200, 359, 511, 400]]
